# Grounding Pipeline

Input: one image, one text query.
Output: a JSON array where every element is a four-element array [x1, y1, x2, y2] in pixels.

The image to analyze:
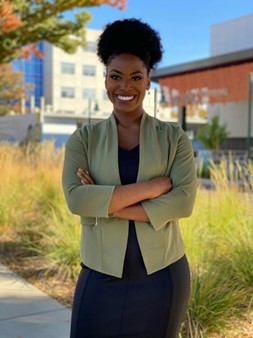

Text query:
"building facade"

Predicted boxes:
[[210, 13, 253, 56], [43, 29, 113, 117], [12, 41, 44, 110], [151, 14, 253, 153], [151, 48, 253, 151]]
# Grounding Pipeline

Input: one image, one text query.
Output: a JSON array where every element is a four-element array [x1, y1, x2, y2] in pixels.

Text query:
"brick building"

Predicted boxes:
[[151, 48, 253, 151]]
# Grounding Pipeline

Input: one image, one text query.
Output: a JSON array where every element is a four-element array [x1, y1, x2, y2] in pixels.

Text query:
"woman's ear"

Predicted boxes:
[[147, 77, 151, 90]]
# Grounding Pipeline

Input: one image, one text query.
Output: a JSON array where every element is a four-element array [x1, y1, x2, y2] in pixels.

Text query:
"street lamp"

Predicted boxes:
[[88, 98, 99, 124], [154, 88, 157, 118]]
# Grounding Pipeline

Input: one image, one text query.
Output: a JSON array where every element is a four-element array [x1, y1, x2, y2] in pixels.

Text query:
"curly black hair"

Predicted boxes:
[[97, 18, 163, 71]]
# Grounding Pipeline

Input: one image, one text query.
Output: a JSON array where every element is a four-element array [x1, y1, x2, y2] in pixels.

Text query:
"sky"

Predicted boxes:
[[69, 0, 253, 68]]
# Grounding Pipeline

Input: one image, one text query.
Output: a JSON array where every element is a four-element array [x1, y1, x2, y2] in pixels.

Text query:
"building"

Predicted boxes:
[[43, 29, 111, 117], [151, 15, 253, 153], [210, 13, 253, 56], [12, 41, 44, 110]]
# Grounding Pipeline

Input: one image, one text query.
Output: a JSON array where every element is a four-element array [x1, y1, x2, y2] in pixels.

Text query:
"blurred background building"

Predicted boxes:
[[12, 41, 44, 112], [152, 13, 253, 153], [210, 13, 253, 56]]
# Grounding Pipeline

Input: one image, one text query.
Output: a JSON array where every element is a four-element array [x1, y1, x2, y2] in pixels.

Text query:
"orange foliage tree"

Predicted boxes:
[[0, 64, 30, 116], [0, 0, 127, 63]]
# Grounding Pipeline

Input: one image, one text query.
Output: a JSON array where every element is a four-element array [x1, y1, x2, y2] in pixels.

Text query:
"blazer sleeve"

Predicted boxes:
[[142, 129, 197, 231], [62, 128, 115, 218]]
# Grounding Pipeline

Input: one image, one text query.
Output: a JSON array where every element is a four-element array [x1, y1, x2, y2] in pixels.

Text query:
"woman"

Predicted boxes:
[[62, 18, 197, 338]]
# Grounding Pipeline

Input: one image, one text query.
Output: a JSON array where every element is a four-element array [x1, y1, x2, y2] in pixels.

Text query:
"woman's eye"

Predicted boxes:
[[132, 76, 141, 81], [110, 75, 120, 80]]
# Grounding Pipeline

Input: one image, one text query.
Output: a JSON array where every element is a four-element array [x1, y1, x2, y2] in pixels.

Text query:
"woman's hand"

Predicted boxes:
[[77, 168, 95, 185]]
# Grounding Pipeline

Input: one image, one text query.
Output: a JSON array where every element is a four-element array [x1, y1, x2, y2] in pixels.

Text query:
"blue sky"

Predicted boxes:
[[70, 0, 253, 67]]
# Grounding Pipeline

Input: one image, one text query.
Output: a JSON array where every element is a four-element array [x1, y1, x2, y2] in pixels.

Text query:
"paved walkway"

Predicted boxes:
[[0, 263, 71, 338]]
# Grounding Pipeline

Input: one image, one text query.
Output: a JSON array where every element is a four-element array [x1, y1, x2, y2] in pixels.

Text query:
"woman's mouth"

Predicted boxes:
[[117, 95, 135, 101]]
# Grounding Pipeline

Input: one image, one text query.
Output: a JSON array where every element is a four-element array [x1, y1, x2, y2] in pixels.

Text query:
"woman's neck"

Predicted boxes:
[[113, 109, 144, 128]]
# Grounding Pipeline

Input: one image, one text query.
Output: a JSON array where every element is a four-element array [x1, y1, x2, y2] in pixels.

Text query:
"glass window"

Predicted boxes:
[[61, 62, 75, 74], [61, 87, 75, 98], [82, 88, 96, 100], [83, 65, 96, 76], [83, 41, 97, 53]]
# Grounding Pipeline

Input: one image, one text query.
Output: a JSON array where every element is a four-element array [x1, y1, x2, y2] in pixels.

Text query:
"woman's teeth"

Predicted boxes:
[[117, 95, 134, 101]]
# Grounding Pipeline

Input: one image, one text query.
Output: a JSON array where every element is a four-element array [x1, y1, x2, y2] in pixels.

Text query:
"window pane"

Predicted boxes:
[[83, 65, 96, 76], [83, 41, 97, 53], [82, 88, 96, 99], [61, 62, 75, 74], [61, 87, 75, 98]]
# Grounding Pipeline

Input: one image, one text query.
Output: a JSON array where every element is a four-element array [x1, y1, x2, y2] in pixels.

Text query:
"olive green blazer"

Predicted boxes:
[[62, 112, 197, 278]]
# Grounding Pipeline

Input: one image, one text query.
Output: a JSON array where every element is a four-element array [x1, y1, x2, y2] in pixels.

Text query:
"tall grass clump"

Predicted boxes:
[[0, 142, 64, 234], [0, 141, 81, 280], [36, 206, 81, 280], [181, 156, 253, 337], [0, 143, 30, 230]]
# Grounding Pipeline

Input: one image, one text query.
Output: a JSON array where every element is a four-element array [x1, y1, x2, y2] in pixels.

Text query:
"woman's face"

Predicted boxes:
[[105, 53, 150, 115]]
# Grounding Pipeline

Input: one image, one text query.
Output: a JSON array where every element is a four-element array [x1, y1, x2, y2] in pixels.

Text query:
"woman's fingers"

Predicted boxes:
[[77, 168, 94, 184], [77, 172, 91, 184]]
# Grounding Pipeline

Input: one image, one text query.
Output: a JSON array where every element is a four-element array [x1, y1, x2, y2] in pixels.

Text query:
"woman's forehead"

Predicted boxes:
[[107, 53, 148, 72]]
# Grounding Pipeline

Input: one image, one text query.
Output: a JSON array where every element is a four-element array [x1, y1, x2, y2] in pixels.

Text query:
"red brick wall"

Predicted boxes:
[[159, 61, 253, 105]]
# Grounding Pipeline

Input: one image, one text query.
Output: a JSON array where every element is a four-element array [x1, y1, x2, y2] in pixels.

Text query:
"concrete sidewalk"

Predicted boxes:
[[0, 263, 71, 338]]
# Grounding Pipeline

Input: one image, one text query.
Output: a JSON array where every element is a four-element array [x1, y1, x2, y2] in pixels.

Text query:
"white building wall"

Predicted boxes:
[[208, 101, 250, 138], [43, 29, 111, 117], [210, 13, 253, 56]]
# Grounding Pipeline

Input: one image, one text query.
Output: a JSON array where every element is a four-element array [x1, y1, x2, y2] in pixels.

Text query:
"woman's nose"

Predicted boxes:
[[120, 79, 131, 90]]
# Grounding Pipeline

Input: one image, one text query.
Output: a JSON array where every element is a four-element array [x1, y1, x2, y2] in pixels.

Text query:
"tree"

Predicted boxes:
[[197, 115, 229, 153], [0, 0, 127, 64], [0, 64, 30, 116]]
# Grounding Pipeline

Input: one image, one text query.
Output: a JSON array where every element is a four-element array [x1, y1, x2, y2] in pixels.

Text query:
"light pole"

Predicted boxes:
[[88, 98, 91, 124], [154, 88, 157, 118], [88, 98, 99, 124], [247, 73, 253, 159]]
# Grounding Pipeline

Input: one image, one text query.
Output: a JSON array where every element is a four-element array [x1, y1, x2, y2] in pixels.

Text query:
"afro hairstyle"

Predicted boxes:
[[97, 18, 163, 71]]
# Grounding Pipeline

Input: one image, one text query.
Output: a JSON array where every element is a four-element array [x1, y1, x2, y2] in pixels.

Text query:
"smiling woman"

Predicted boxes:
[[62, 18, 197, 338]]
